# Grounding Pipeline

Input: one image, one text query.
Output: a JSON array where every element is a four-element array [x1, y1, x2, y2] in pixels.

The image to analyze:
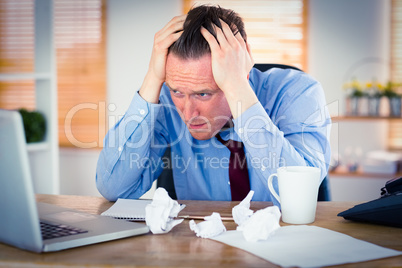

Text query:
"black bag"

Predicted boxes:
[[338, 177, 402, 228], [381, 177, 402, 197]]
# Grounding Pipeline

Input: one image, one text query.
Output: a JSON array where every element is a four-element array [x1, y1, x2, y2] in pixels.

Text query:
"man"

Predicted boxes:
[[96, 5, 331, 202]]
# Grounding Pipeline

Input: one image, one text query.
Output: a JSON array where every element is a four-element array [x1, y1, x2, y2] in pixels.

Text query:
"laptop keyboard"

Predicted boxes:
[[40, 221, 88, 240]]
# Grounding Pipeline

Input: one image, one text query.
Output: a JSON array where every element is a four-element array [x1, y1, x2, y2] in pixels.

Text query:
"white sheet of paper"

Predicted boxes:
[[211, 225, 402, 268]]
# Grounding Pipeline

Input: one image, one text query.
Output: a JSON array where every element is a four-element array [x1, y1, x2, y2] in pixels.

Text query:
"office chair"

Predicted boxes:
[[157, 146, 177, 199], [253, 63, 302, 72], [157, 63, 331, 201]]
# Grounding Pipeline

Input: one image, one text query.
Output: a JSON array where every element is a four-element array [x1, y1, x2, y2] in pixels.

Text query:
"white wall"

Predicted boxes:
[[309, 0, 391, 157], [309, 0, 391, 112], [59, 148, 101, 196], [308, 0, 392, 201], [60, 0, 392, 201], [107, 0, 183, 118]]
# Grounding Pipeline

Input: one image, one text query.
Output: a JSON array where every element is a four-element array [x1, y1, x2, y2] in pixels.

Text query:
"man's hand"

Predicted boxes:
[[201, 20, 253, 90], [139, 15, 186, 104], [201, 20, 258, 119]]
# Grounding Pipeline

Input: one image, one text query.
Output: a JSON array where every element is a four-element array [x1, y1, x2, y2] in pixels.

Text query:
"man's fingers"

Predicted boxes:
[[201, 26, 220, 52], [155, 15, 186, 45], [161, 14, 186, 33], [213, 22, 229, 48], [156, 30, 183, 51], [220, 19, 248, 54], [219, 19, 238, 46], [221, 19, 251, 72], [234, 27, 247, 48]]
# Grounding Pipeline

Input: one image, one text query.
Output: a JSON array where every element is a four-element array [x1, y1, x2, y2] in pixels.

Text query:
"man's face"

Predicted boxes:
[[165, 53, 232, 140]]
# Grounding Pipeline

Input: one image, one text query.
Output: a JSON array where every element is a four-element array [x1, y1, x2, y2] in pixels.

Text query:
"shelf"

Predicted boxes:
[[27, 141, 49, 152], [329, 169, 401, 179], [331, 116, 402, 122], [3, 0, 58, 195], [0, 72, 52, 81]]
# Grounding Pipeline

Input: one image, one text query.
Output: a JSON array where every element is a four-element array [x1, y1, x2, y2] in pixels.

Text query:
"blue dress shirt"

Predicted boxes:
[[96, 67, 331, 203]]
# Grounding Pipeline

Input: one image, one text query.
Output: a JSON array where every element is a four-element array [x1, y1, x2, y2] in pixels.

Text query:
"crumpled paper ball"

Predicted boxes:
[[238, 206, 281, 242], [232, 190, 281, 242], [145, 187, 185, 234], [189, 212, 226, 238], [232, 190, 255, 227]]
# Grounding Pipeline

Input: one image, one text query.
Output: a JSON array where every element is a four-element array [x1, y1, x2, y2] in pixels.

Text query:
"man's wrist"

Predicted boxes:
[[223, 81, 259, 119], [139, 72, 164, 104]]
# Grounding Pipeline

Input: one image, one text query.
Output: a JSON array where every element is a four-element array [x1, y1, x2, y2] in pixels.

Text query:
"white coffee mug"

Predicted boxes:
[[267, 166, 321, 224]]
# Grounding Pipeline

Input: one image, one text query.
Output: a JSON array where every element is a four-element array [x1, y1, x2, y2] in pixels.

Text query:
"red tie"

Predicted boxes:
[[216, 134, 251, 201]]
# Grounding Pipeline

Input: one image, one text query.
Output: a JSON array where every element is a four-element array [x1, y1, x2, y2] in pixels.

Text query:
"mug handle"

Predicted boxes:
[[267, 173, 280, 204]]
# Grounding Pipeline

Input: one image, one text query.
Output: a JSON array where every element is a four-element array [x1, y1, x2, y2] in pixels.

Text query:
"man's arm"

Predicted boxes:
[[236, 70, 331, 189], [201, 21, 330, 200], [96, 91, 171, 201], [139, 15, 185, 103], [96, 16, 185, 201]]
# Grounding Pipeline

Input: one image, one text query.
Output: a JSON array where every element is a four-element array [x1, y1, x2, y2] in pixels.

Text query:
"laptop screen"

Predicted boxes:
[[0, 109, 43, 252]]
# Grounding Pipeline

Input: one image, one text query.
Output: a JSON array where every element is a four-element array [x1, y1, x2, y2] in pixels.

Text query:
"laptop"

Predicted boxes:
[[0, 109, 149, 253]]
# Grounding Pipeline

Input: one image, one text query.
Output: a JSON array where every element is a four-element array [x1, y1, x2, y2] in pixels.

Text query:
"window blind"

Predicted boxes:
[[0, 0, 35, 110], [0, 0, 107, 148], [55, 0, 106, 148], [183, 0, 307, 70]]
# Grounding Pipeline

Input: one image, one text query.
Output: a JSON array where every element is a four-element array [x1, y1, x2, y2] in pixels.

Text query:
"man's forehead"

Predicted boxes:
[[165, 53, 219, 90]]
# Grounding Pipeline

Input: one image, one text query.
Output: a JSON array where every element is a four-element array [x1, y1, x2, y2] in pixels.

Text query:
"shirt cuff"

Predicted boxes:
[[125, 90, 161, 120]]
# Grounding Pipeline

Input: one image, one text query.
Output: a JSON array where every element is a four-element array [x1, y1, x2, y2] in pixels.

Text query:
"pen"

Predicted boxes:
[[177, 215, 234, 221]]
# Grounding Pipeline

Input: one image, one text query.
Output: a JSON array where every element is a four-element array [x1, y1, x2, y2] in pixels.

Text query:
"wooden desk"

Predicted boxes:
[[0, 195, 401, 268]]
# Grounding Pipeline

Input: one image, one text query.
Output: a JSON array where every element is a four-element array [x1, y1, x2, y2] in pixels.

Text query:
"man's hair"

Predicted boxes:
[[168, 5, 246, 59]]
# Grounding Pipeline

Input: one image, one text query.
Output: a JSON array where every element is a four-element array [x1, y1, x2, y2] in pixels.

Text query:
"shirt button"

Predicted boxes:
[[228, 181, 230, 185], [139, 109, 145, 115], [238, 128, 244, 134], [261, 166, 266, 171], [118, 147, 122, 152]]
